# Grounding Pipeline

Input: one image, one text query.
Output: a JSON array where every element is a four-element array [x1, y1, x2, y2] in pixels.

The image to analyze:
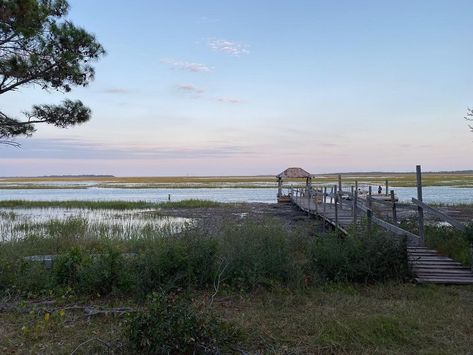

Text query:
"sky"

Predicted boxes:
[[1, 0, 473, 176]]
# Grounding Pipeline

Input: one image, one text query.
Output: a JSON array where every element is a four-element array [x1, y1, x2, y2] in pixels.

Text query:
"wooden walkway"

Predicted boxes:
[[288, 172, 473, 285]]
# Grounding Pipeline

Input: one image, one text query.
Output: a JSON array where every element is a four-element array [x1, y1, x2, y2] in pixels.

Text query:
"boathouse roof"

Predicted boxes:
[[276, 167, 312, 179]]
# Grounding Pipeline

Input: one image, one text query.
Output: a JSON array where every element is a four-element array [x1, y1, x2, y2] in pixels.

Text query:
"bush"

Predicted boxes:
[[311, 225, 409, 283], [132, 233, 218, 296], [126, 291, 240, 354], [218, 220, 308, 290], [425, 224, 473, 266], [53, 247, 88, 288], [79, 247, 133, 295]]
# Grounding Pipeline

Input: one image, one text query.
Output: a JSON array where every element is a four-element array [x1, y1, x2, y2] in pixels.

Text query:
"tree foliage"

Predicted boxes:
[[0, 0, 105, 143]]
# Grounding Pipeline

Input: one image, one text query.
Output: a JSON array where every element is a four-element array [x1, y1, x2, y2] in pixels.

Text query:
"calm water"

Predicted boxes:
[[1, 186, 473, 204]]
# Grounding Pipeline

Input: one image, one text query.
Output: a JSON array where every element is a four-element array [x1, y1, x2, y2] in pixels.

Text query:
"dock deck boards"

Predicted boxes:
[[290, 191, 473, 285]]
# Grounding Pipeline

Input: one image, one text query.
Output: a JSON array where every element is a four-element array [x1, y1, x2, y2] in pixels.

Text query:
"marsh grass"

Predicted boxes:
[[400, 219, 473, 266], [1, 171, 472, 188], [0, 199, 224, 210], [0, 215, 410, 298]]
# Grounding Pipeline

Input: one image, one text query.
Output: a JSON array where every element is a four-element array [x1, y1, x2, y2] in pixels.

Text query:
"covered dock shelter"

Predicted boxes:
[[276, 167, 312, 203]]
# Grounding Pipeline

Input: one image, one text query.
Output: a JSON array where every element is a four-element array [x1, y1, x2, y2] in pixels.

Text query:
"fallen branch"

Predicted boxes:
[[70, 337, 111, 355]]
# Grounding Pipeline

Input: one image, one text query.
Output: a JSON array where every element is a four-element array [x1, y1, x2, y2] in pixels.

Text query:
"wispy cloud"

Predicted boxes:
[[198, 16, 220, 24], [160, 58, 212, 72], [103, 88, 129, 94], [2, 138, 251, 160], [208, 39, 250, 56], [215, 97, 243, 104], [177, 84, 205, 94]]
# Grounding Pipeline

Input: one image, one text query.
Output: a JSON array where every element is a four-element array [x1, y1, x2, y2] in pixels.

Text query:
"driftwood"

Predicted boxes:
[[0, 301, 136, 317]]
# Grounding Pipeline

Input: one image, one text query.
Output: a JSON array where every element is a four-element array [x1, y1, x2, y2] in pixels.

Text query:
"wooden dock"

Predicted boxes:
[[287, 166, 473, 285]]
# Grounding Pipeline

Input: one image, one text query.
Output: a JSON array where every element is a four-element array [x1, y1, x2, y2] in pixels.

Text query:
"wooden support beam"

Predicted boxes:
[[391, 190, 397, 224], [416, 165, 425, 244], [334, 185, 339, 231], [357, 204, 420, 240], [353, 181, 358, 224], [411, 198, 465, 231], [368, 185, 372, 233]]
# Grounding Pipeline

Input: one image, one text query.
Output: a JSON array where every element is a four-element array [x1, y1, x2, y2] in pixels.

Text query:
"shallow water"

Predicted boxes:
[[1, 186, 473, 204], [0, 208, 192, 241]]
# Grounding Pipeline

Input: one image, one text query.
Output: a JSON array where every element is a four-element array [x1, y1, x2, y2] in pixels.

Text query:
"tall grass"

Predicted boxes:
[[0, 199, 224, 210], [424, 224, 473, 266], [0, 218, 410, 297]]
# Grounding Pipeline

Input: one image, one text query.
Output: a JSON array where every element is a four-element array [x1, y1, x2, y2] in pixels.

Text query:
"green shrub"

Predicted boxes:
[[0, 257, 53, 295], [132, 233, 218, 296], [53, 247, 89, 287], [125, 291, 240, 354], [425, 224, 473, 266], [311, 226, 409, 283], [79, 247, 133, 295], [219, 220, 308, 290]]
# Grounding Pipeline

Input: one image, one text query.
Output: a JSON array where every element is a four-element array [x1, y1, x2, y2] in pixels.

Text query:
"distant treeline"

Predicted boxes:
[[0, 175, 116, 178]]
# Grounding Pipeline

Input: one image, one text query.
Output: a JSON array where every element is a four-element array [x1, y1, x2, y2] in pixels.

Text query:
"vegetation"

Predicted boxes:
[[424, 224, 473, 266], [0, 217, 410, 298], [126, 292, 239, 354], [0, 0, 105, 143], [312, 227, 410, 283], [0, 198, 223, 210], [0, 171, 472, 188], [1, 284, 473, 353]]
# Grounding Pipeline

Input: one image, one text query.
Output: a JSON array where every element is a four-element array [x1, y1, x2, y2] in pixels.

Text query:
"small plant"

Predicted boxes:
[[125, 291, 240, 354]]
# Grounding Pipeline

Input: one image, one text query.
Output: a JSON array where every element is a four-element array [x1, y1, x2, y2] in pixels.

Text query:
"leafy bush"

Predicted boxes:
[[132, 233, 218, 296], [79, 247, 133, 295], [53, 247, 88, 287], [425, 224, 473, 266], [311, 226, 409, 283], [126, 292, 240, 354], [218, 220, 308, 290]]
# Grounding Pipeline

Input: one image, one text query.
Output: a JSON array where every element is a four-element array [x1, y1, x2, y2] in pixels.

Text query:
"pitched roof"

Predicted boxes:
[[276, 167, 312, 179]]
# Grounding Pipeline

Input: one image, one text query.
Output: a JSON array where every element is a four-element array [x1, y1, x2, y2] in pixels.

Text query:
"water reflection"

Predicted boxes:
[[0, 208, 192, 241], [1, 186, 473, 204]]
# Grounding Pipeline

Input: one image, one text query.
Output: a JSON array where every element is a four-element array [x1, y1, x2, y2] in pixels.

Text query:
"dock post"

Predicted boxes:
[[307, 186, 311, 215], [390, 190, 397, 224], [367, 186, 372, 234], [416, 165, 425, 244], [315, 188, 318, 215], [338, 174, 342, 210], [334, 185, 339, 232], [350, 186, 354, 216], [385, 180, 389, 196], [353, 181, 358, 224], [323, 186, 327, 217]]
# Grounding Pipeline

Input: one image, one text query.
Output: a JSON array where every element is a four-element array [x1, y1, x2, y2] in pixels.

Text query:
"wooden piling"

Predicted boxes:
[[334, 185, 339, 231], [416, 165, 425, 244], [385, 180, 389, 196], [390, 189, 397, 224], [367, 186, 372, 234], [353, 181, 358, 223]]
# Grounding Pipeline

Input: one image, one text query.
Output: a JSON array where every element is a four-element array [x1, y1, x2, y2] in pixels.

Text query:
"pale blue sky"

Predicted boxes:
[[1, 0, 472, 176]]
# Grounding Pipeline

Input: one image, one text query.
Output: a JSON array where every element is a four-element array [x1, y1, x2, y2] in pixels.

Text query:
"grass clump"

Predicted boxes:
[[424, 223, 473, 266], [126, 291, 240, 354], [0, 217, 411, 298], [0, 199, 223, 210], [311, 225, 409, 283]]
